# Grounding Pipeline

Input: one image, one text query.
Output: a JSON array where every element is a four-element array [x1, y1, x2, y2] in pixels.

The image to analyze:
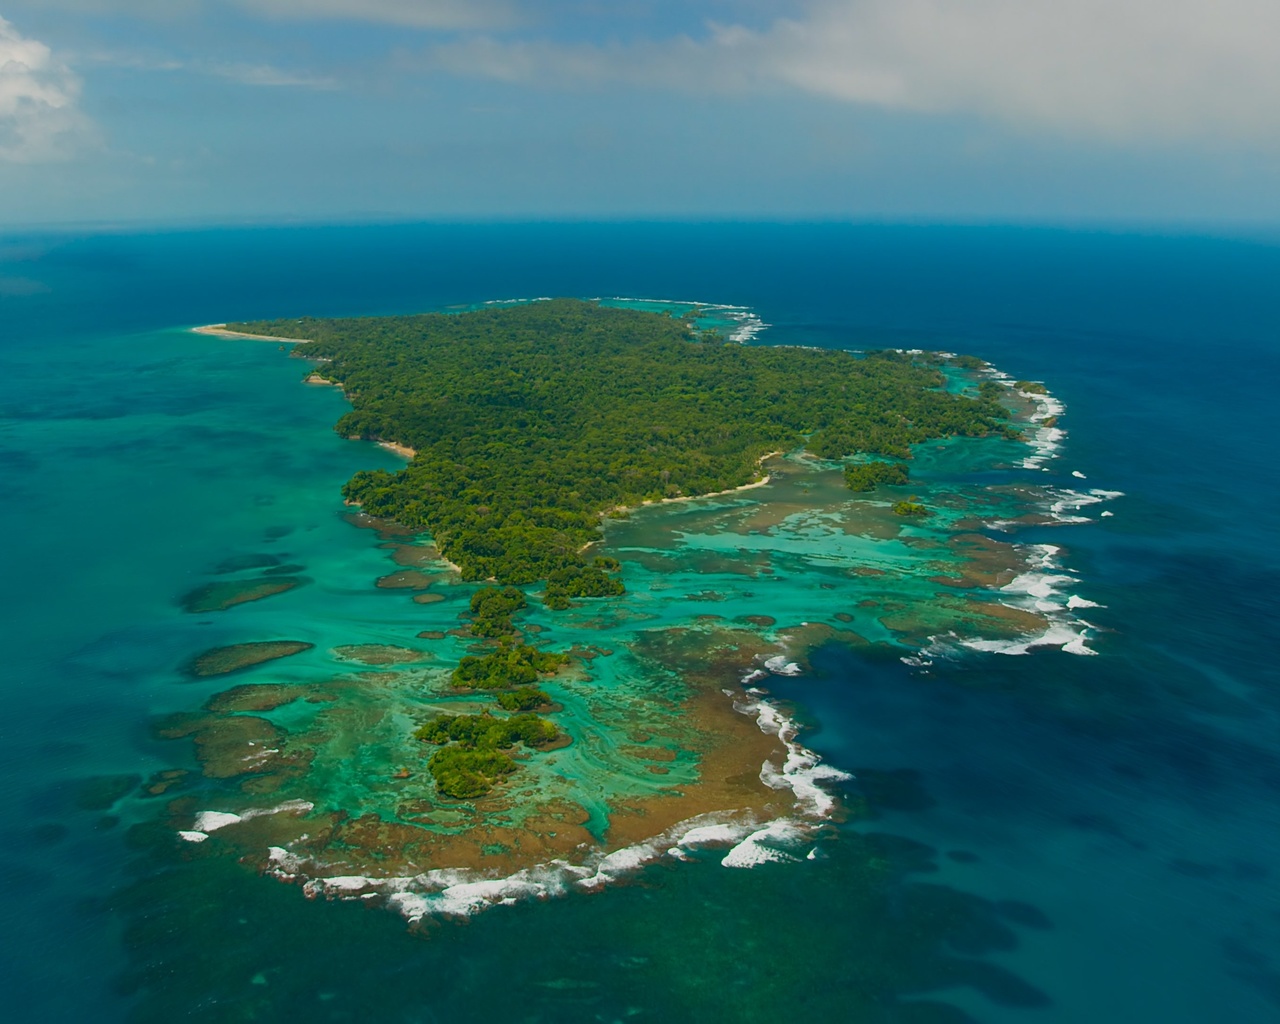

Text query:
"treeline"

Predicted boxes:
[[415, 710, 560, 797], [230, 300, 1016, 589], [844, 460, 910, 492], [452, 640, 569, 689]]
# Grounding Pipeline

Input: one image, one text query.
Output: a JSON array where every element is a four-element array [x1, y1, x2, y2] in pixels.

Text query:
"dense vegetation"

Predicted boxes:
[[893, 501, 929, 517], [496, 686, 552, 711], [844, 460, 910, 492], [415, 712, 558, 748], [1016, 380, 1048, 394], [468, 586, 526, 637], [230, 299, 1016, 589], [543, 556, 624, 610], [425, 748, 517, 799], [451, 640, 570, 689], [416, 712, 560, 797]]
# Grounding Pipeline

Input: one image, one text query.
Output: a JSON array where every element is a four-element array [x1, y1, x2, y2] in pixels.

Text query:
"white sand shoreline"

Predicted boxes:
[[610, 452, 782, 514], [193, 324, 314, 343]]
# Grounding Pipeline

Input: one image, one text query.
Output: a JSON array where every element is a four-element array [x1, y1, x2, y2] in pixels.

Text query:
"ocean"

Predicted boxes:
[[1, 222, 1277, 1022]]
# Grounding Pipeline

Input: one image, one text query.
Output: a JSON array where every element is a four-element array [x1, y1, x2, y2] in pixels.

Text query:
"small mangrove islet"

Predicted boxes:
[[159, 297, 1103, 921]]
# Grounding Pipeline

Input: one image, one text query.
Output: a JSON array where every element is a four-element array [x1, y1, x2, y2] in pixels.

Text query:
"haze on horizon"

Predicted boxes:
[[2, 0, 1279, 227]]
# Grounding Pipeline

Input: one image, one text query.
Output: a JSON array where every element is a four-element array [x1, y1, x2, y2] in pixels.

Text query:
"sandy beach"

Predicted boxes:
[[375, 439, 417, 458], [607, 451, 782, 517], [193, 324, 314, 343]]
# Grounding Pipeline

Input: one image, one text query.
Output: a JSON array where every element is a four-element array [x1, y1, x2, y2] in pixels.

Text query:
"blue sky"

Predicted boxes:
[[2, 0, 1278, 225]]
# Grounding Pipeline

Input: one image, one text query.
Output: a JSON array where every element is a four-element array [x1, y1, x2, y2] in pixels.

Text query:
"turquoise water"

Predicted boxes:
[[1, 223, 1277, 1021]]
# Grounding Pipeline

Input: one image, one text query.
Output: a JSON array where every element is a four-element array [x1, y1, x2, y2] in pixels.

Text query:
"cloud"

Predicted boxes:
[[421, 35, 722, 91], [421, 0, 1280, 146], [0, 0, 520, 29], [206, 62, 338, 89], [241, 0, 521, 31], [734, 0, 1280, 143], [81, 49, 337, 89], [0, 16, 92, 161]]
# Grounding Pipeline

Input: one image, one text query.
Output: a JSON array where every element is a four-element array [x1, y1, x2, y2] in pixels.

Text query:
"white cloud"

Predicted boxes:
[[732, 0, 1280, 143], [422, 35, 721, 91], [422, 0, 1280, 146], [0, 16, 91, 162]]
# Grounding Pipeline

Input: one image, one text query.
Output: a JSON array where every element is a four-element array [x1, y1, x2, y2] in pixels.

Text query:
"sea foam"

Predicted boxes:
[[255, 668, 848, 924]]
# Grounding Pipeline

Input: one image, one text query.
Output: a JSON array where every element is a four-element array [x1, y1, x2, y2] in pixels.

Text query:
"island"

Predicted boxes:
[[229, 299, 1014, 588], [165, 297, 1067, 920], [220, 299, 1016, 794]]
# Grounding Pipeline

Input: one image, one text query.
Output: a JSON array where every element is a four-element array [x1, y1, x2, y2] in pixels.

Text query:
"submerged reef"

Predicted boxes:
[[179, 576, 306, 613], [188, 641, 314, 677]]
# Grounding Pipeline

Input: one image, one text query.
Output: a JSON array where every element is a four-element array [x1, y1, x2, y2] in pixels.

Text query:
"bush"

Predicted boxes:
[[892, 501, 929, 517]]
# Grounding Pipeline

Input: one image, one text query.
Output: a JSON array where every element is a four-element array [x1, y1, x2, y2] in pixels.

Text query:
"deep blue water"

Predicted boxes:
[[1, 222, 1278, 1022]]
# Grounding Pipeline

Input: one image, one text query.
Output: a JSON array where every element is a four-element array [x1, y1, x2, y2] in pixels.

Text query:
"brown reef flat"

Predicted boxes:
[[187, 640, 314, 677], [376, 571, 436, 590], [179, 577, 306, 613], [333, 645, 432, 666]]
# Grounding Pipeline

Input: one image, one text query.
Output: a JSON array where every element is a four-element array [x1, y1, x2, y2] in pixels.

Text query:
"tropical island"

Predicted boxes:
[[211, 299, 1020, 799], [158, 295, 1097, 928], [229, 298, 1014, 592]]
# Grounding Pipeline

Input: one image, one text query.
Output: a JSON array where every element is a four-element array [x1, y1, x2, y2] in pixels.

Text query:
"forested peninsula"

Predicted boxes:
[[228, 299, 1014, 596]]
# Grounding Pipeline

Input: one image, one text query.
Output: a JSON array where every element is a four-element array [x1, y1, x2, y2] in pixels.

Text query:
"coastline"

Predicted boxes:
[[166, 307, 1114, 920], [374, 439, 416, 459], [605, 452, 782, 518], [193, 324, 314, 343]]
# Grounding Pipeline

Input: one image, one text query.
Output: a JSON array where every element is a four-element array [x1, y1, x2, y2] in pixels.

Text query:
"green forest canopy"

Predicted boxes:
[[229, 299, 1014, 587]]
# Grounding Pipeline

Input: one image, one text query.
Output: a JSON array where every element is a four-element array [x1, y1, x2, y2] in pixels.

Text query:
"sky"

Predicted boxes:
[[1, 0, 1279, 226]]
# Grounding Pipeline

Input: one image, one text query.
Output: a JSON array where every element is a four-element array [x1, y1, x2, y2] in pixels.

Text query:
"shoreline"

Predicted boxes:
[[605, 452, 782, 518], [159, 312, 1112, 925], [580, 452, 781, 554], [192, 324, 314, 343], [373, 439, 416, 459]]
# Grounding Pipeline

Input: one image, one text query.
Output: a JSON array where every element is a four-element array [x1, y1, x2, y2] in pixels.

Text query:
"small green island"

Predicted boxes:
[[222, 299, 1019, 799]]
